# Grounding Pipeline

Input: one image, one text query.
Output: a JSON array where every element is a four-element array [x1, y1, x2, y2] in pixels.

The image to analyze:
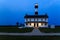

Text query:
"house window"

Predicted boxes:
[[26, 23, 28, 25], [43, 19, 45, 21], [38, 18, 41, 21], [31, 18, 34, 21], [45, 23, 47, 25], [38, 23, 41, 26], [28, 23, 30, 25], [25, 19, 27, 22], [45, 18, 48, 22], [41, 18, 43, 21], [31, 23, 34, 27], [35, 18, 37, 21], [46, 19, 48, 22], [41, 23, 43, 25], [27, 18, 30, 21]]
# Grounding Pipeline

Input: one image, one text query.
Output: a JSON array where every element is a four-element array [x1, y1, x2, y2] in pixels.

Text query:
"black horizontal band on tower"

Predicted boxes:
[[35, 6, 38, 8], [35, 12, 38, 15]]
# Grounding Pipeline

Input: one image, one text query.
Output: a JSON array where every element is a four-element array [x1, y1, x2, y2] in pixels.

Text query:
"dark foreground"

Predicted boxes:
[[0, 35, 60, 40]]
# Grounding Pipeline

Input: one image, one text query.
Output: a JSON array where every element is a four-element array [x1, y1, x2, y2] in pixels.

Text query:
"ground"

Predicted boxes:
[[0, 35, 60, 40], [0, 26, 60, 40]]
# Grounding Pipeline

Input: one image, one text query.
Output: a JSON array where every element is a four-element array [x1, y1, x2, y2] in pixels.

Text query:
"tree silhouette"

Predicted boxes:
[[20, 23, 25, 27], [16, 22, 19, 27]]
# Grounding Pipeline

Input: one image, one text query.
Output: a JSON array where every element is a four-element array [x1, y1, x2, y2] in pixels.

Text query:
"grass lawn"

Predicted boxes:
[[0, 26, 34, 33], [0, 25, 60, 33], [0, 35, 60, 40], [39, 27, 60, 33]]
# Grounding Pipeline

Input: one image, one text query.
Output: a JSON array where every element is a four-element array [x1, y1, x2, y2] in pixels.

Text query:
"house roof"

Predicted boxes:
[[24, 14, 48, 18], [25, 21, 48, 23]]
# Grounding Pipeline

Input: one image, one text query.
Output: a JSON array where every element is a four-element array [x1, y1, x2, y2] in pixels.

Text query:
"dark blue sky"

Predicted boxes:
[[0, 0, 60, 25]]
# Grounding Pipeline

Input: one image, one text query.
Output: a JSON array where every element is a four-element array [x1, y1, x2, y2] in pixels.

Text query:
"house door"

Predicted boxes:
[[35, 23, 38, 27]]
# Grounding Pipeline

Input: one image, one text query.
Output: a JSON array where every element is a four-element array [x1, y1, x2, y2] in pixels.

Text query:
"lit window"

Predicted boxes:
[[31, 23, 34, 27], [38, 23, 41, 26]]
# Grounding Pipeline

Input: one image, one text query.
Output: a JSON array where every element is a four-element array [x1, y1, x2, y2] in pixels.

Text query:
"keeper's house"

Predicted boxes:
[[24, 4, 48, 28]]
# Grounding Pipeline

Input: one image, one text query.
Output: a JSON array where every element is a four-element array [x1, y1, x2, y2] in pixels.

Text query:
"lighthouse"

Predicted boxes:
[[35, 3, 38, 15], [24, 3, 48, 28]]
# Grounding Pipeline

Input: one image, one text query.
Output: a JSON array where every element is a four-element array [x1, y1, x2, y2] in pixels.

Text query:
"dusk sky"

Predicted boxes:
[[0, 0, 60, 25]]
